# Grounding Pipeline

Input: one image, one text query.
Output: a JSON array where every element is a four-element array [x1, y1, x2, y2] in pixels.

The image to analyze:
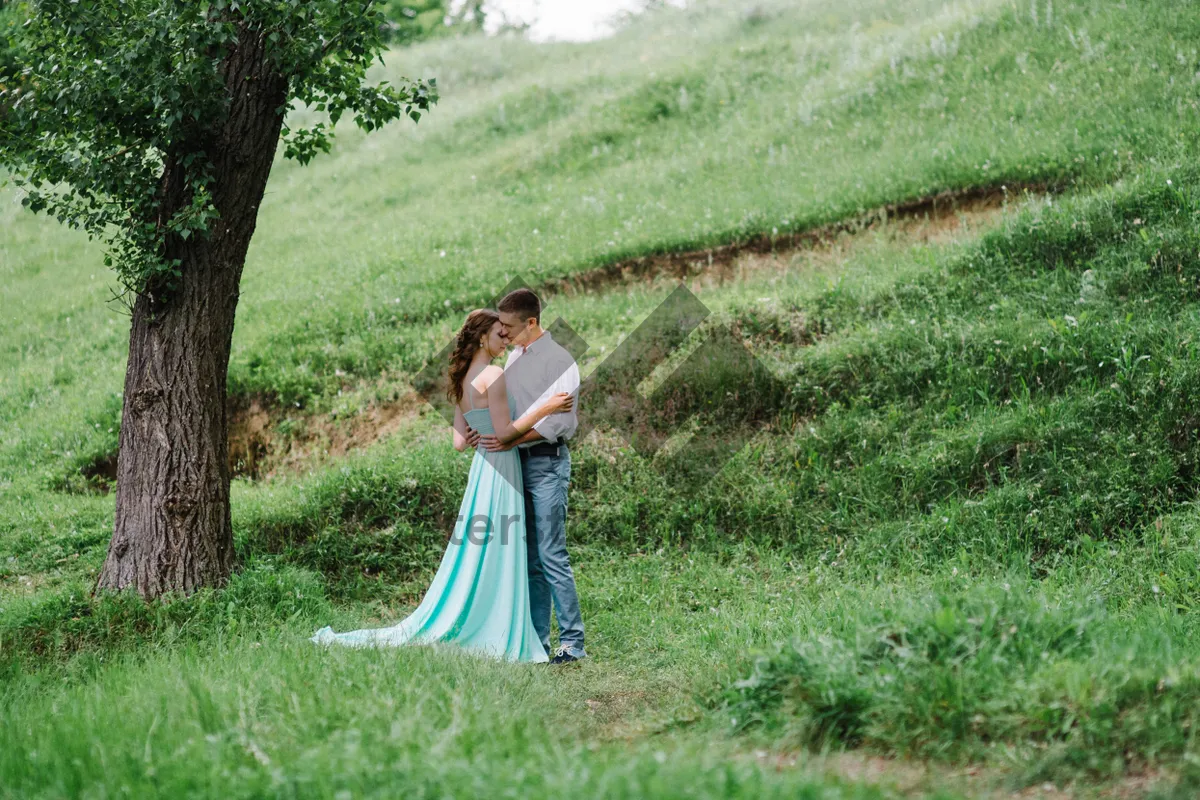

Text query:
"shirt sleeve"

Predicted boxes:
[[531, 355, 580, 442]]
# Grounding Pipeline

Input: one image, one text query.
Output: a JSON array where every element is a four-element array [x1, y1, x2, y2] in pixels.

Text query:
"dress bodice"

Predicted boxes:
[[463, 394, 516, 437]]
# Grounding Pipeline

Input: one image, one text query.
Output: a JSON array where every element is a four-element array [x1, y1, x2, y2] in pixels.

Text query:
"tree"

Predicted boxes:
[[0, 1, 435, 599]]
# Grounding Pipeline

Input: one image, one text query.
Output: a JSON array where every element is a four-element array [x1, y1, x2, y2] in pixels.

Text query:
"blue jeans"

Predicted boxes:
[[520, 448, 585, 657]]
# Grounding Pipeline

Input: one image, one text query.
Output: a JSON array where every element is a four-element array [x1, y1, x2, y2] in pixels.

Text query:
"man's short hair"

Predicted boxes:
[[497, 288, 541, 323]]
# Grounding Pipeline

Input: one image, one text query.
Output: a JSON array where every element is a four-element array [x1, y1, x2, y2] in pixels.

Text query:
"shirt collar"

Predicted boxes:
[[514, 330, 552, 357]]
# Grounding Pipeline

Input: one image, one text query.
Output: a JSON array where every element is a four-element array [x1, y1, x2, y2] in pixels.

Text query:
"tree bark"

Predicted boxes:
[[96, 25, 288, 598]]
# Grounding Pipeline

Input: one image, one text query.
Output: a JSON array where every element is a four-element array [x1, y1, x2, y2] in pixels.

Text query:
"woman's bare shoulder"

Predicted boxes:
[[470, 365, 505, 395]]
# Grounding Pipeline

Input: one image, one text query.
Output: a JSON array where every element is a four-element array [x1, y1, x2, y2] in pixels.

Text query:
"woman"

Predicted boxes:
[[310, 309, 574, 662]]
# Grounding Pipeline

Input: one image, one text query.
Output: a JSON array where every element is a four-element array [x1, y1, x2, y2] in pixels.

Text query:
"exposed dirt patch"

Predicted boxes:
[[227, 389, 427, 480], [699, 182, 1024, 299], [537, 182, 1048, 300], [79, 451, 118, 493], [58, 390, 430, 492], [227, 397, 273, 479], [53, 451, 119, 495]]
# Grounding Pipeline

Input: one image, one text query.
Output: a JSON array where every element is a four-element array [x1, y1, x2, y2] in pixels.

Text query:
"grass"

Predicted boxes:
[[723, 579, 1200, 781], [2, 548, 929, 800], [6, 0, 1200, 796]]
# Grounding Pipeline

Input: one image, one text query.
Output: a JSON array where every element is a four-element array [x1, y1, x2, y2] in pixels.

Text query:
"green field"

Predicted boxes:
[[5, 0, 1200, 796]]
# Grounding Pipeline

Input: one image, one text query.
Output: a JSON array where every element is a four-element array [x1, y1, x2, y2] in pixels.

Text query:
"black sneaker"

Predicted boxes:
[[549, 646, 584, 665]]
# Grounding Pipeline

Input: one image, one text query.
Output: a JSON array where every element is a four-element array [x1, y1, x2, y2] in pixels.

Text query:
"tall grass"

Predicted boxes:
[[723, 580, 1200, 782], [2, 547, 913, 800]]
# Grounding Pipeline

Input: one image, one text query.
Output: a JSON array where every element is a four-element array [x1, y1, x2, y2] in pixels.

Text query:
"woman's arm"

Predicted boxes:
[[485, 368, 574, 444], [452, 405, 470, 452]]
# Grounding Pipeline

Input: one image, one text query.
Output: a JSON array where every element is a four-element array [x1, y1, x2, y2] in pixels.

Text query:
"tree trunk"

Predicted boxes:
[[96, 26, 288, 598]]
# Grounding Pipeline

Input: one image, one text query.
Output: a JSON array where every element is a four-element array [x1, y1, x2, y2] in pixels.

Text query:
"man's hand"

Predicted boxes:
[[480, 434, 514, 452], [464, 426, 482, 449]]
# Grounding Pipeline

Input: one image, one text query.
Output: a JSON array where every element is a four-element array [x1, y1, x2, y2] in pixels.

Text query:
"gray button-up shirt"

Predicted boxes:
[[503, 330, 580, 447]]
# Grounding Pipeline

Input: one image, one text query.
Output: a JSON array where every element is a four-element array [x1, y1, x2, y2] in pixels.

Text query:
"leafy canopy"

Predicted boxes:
[[0, 0, 436, 294]]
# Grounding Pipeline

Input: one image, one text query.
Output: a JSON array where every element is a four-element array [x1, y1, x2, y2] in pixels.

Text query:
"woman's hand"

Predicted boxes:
[[488, 372, 574, 445], [540, 392, 574, 416]]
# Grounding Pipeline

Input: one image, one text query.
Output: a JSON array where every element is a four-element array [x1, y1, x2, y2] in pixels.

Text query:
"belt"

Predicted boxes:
[[524, 437, 568, 458]]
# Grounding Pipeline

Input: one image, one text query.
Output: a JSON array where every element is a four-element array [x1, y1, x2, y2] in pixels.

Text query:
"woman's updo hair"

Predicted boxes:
[[447, 308, 500, 405]]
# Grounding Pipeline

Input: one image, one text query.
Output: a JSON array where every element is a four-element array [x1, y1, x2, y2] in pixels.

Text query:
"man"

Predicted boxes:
[[474, 288, 586, 664]]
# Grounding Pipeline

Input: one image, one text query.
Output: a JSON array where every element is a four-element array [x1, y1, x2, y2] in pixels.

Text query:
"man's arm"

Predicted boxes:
[[481, 427, 542, 452], [463, 425, 482, 449]]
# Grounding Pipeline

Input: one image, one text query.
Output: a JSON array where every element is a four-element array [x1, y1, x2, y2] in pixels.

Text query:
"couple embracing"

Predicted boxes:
[[311, 289, 587, 664]]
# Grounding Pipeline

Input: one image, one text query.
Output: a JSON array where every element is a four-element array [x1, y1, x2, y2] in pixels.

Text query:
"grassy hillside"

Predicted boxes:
[[5, 0, 1200, 796]]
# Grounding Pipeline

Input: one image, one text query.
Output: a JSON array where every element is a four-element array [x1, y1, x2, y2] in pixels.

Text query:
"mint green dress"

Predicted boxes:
[[310, 397, 548, 663]]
